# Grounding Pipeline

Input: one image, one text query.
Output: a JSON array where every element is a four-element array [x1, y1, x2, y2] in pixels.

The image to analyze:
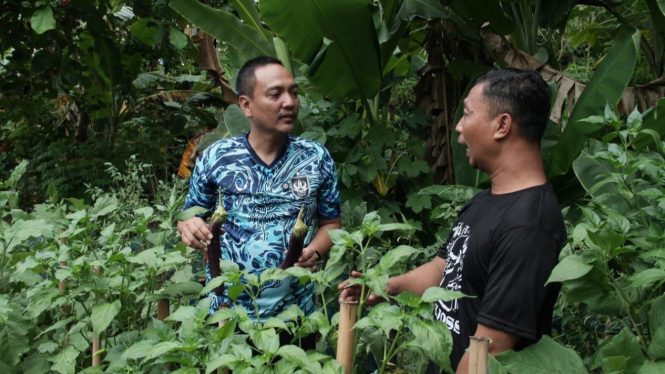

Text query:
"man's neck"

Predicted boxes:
[[487, 145, 547, 195], [247, 128, 287, 165]]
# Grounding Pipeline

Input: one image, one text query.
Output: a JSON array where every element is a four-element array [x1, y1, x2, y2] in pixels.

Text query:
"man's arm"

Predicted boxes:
[[455, 323, 519, 374], [295, 216, 341, 270], [339, 256, 446, 304]]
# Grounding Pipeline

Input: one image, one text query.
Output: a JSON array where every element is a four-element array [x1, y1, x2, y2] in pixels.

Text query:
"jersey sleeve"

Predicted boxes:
[[316, 147, 341, 219], [182, 148, 217, 218], [476, 226, 560, 342]]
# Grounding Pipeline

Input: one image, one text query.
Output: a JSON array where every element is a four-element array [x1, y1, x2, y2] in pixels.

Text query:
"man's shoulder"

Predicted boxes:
[[202, 135, 245, 156], [288, 135, 331, 158]]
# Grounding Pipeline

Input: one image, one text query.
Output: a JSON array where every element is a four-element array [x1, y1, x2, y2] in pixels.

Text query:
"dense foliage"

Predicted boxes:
[[1, 0, 665, 373]]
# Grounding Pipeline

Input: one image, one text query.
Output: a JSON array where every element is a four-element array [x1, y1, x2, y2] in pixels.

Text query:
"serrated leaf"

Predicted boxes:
[[48, 346, 80, 374]]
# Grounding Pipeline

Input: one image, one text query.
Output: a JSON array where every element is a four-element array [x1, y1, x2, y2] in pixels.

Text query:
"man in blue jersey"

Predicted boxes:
[[177, 57, 342, 332]]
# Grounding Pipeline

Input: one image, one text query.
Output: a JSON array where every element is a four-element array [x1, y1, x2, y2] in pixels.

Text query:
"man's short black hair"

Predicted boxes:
[[235, 56, 284, 98], [475, 68, 551, 143]]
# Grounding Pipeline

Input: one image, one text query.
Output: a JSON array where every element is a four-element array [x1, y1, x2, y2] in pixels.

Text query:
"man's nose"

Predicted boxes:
[[282, 94, 295, 109]]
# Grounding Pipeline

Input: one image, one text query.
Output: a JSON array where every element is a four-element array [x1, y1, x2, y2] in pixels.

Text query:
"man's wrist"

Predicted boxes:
[[386, 277, 400, 296]]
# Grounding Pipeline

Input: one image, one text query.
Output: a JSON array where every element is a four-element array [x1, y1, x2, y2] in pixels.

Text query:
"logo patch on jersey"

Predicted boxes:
[[290, 176, 310, 198]]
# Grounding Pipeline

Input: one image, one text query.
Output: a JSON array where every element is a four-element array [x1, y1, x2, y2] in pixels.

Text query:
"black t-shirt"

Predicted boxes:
[[430, 183, 567, 373]]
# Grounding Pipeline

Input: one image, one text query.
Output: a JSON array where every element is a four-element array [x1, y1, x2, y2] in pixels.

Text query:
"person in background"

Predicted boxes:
[[339, 68, 567, 373]]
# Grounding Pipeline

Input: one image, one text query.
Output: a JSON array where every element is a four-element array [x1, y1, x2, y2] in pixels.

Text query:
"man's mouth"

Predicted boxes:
[[279, 113, 296, 123]]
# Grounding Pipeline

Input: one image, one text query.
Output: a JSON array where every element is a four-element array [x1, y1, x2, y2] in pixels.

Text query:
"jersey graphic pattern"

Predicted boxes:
[[183, 134, 341, 319]]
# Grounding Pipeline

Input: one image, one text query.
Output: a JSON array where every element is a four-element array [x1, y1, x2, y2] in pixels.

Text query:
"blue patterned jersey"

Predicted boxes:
[[183, 134, 341, 319]]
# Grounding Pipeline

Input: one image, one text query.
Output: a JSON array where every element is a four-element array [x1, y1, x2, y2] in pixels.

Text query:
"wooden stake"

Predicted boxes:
[[468, 336, 491, 374], [157, 275, 170, 321], [336, 301, 358, 374]]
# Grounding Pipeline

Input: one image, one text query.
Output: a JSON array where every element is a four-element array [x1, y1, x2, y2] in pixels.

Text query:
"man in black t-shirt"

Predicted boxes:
[[340, 69, 567, 373]]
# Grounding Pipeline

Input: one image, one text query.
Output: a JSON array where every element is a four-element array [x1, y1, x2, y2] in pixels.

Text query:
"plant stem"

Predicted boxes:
[[381, 328, 402, 373]]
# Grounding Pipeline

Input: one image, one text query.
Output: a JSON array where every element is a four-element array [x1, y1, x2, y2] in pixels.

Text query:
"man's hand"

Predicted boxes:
[[294, 246, 320, 271], [338, 271, 385, 306], [177, 217, 224, 251]]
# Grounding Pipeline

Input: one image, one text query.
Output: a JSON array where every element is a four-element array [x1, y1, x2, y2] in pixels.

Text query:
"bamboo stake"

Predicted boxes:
[[157, 275, 170, 321], [336, 301, 358, 374], [468, 336, 491, 374]]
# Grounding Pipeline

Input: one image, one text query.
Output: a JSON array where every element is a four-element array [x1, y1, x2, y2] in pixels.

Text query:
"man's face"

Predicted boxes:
[[241, 64, 299, 134], [455, 83, 495, 170]]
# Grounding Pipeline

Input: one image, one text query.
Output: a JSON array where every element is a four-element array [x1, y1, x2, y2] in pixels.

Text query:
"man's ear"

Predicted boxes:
[[494, 113, 512, 140], [239, 95, 252, 118]]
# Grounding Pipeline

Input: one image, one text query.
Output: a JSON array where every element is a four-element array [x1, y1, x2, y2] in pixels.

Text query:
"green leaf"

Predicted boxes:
[[167, 306, 197, 322], [0, 319, 31, 366], [121, 340, 158, 361], [545, 255, 593, 285], [23, 353, 51, 374], [546, 27, 640, 177], [649, 295, 665, 338], [648, 324, 665, 360], [250, 328, 280, 354], [169, 27, 188, 50], [628, 269, 665, 288], [590, 329, 646, 374], [260, 0, 382, 101], [377, 223, 417, 232], [205, 355, 239, 374], [496, 336, 586, 374], [146, 341, 183, 360], [48, 346, 80, 374], [94, 37, 122, 86], [31, 6, 56, 34], [421, 287, 469, 303], [89, 194, 119, 220], [405, 318, 453, 372], [176, 206, 210, 221], [4, 219, 56, 246], [162, 281, 203, 298], [276, 345, 313, 371], [637, 361, 665, 374], [488, 354, 508, 374], [378, 245, 417, 272], [170, 0, 275, 58], [130, 18, 163, 47], [92, 300, 121, 334], [228, 0, 272, 41], [456, 0, 514, 35], [631, 98, 665, 150], [406, 191, 431, 213]]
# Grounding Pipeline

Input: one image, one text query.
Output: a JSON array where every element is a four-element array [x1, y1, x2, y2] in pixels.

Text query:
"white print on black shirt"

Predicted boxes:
[[434, 222, 470, 334]]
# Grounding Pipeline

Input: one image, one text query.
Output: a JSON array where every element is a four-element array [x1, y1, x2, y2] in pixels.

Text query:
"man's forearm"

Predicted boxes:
[[307, 218, 342, 256], [387, 256, 446, 296]]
